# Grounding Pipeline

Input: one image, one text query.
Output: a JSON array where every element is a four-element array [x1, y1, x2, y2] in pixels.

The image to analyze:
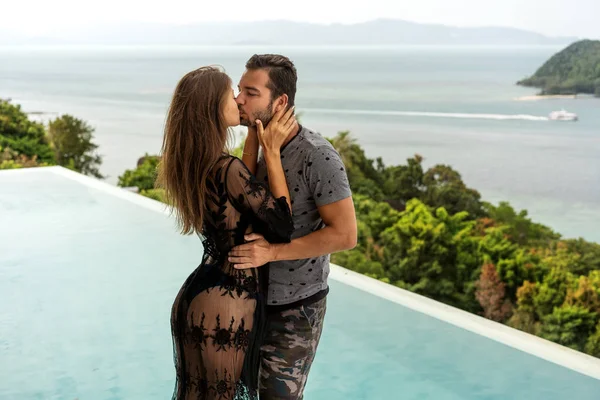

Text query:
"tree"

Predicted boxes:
[[475, 263, 513, 322], [331, 194, 399, 279], [380, 155, 425, 210], [494, 248, 537, 300], [376, 154, 485, 218], [352, 194, 401, 242], [476, 225, 519, 265], [562, 238, 600, 276], [0, 146, 48, 169], [0, 99, 54, 163], [585, 323, 600, 357], [564, 272, 600, 315], [328, 131, 386, 201], [380, 199, 480, 308], [508, 280, 540, 334], [484, 201, 559, 246], [540, 305, 598, 352], [533, 267, 573, 319], [422, 164, 485, 219], [118, 154, 161, 191], [47, 114, 103, 178]]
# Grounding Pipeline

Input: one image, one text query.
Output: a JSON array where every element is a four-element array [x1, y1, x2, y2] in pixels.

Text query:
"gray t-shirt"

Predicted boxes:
[[255, 125, 352, 306]]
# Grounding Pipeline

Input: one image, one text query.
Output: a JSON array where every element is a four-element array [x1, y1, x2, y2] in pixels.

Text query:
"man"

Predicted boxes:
[[229, 54, 357, 399]]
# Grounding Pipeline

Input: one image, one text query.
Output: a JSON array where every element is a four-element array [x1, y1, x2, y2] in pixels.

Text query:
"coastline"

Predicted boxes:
[[514, 94, 578, 101]]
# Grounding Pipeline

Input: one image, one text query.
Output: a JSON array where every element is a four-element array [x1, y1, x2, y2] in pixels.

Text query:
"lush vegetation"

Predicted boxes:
[[117, 154, 165, 201], [517, 39, 600, 97], [4, 98, 600, 358], [0, 99, 103, 174], [326, 133, 600, 357]]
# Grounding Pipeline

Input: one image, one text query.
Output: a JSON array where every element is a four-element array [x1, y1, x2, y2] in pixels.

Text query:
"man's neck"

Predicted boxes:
[[281, 123, 301, 150]]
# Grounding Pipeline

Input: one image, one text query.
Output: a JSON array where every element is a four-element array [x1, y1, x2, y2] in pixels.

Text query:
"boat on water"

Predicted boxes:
[[549, 109, 578, 121]]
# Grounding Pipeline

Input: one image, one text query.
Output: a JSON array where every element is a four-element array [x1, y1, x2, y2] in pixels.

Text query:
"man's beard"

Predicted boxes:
[[240, 102, 274, 127]]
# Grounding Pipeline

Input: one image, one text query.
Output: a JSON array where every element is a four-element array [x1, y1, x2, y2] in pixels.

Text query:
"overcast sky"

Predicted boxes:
[[2, 0, 599, 38]]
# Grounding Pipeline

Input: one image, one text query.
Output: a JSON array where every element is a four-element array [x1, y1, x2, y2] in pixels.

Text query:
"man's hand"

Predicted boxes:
[[229, 233, 276, 269]]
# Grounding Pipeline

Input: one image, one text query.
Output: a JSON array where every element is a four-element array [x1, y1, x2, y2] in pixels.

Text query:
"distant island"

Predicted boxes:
[[517, 40, 600, 97], [1, 19, 578, 46]]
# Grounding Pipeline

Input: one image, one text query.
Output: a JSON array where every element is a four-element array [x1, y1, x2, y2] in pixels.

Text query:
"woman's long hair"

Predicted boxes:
[[157, 66, 232, 235]]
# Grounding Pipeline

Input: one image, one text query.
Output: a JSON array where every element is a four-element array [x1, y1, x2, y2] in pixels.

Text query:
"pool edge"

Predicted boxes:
[[45, 165, 173, 216]]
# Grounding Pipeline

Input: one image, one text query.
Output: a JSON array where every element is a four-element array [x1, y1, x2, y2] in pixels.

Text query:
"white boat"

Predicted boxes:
[[549, 109, 578, 121]]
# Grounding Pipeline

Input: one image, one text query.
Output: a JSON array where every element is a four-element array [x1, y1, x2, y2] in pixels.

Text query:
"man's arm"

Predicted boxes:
[[228, 196, 357, 269], [273, 196, 356, 261]]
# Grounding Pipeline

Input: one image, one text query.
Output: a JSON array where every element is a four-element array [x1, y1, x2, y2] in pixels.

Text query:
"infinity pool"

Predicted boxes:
[[2, 166, 600, 399]]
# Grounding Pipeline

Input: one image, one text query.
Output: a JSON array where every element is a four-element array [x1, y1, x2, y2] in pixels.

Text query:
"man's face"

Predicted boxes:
[[236, 69, 274, 127]]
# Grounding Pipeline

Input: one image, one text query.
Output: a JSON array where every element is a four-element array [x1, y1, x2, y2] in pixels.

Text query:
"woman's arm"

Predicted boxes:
[[241, 126, 259, 175], [262, 145, 291, 211], [256, 107, 296, 211], [225, 158, 294, 244]]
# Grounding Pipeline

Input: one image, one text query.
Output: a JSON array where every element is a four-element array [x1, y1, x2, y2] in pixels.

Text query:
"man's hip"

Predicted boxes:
[[259, 297, 327, 399]]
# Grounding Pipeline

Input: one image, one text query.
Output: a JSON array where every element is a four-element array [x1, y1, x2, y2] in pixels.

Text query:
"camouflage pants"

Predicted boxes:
[[259, 297, 327, 400]]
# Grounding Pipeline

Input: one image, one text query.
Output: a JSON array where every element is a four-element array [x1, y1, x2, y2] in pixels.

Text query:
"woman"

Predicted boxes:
[[157, 66, 296, 400]]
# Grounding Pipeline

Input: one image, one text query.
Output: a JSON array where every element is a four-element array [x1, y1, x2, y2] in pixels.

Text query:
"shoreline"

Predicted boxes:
[[514, 94, 578, 101]]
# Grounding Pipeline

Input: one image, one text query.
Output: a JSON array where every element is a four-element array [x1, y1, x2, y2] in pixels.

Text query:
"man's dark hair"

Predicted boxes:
[[245, 54, 297, 107]]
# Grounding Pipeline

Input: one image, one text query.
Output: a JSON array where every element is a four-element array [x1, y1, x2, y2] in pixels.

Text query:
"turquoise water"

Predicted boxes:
[[2, 167, 600, 399], [0, 45, 599, 241]]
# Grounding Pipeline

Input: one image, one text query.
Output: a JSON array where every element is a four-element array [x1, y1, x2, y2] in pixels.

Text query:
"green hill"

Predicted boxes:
[[518, 40, 600, 97]]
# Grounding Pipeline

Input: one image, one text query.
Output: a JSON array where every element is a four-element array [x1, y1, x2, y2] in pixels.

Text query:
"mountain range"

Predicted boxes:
[[2, 19, 579, 46]]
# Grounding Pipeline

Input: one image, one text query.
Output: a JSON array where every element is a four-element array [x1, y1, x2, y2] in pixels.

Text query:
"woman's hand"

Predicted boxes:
[[256, 106, 297, 156]]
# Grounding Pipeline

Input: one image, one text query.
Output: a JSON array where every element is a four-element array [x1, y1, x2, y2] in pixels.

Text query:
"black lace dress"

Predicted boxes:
[[170, 156, 294, 400]]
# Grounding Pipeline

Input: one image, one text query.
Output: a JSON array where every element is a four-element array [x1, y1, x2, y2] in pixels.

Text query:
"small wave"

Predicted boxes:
[[301, 108, 549, 122]]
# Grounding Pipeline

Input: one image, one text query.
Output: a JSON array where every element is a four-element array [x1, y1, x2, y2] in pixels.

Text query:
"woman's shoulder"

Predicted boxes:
[[215, 154, 252, 185], [213, 153, 238, 170], [222, 154, 249, 173]]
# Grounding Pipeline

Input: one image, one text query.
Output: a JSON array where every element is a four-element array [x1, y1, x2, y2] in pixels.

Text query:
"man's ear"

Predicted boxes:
[[273, 94, 289, 113]]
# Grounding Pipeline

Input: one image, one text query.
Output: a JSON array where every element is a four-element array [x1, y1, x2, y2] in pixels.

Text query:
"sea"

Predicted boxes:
[[1, 44, 598, 241]]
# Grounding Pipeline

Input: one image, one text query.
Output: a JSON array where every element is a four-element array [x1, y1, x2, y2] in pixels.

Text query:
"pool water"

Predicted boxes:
[[1, 167, 599, 400]]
